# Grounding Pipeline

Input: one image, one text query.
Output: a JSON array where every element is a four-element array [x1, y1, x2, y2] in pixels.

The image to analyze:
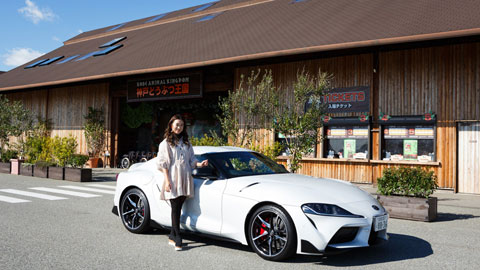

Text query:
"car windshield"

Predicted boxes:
[[202, 151, 289, 178]]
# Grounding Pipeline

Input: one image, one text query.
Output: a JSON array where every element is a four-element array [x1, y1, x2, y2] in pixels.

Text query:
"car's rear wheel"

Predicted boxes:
[[247, 205, 297, 261], [120, 188, 150, 233]]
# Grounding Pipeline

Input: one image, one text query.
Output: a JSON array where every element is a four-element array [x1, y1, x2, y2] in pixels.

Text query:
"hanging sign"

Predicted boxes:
[[127, 73, 202, 102]]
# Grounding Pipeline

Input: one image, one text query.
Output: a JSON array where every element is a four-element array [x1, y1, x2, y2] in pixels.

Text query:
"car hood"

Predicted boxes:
[[225, 173, 376, 205]]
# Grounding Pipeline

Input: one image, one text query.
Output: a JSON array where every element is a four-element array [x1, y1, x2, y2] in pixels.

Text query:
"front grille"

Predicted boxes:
[[329, 227, 359, 244]]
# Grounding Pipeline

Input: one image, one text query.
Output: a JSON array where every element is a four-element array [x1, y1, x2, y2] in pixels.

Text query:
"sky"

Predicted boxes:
[[0, 0, 212, 72]]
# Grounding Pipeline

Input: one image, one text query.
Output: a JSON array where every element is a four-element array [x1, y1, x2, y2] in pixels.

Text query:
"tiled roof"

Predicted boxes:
[[1, 0, 480, 91]]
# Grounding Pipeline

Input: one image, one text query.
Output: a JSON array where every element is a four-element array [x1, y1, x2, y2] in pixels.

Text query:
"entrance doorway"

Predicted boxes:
[[457, 122, 480, 194]]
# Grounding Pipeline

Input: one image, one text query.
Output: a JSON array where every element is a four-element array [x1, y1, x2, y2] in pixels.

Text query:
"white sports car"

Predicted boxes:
[[112, 146, 388, 261]]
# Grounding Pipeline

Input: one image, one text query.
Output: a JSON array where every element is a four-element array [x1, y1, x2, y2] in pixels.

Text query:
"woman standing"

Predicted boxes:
[[157, 114, 208, 251]]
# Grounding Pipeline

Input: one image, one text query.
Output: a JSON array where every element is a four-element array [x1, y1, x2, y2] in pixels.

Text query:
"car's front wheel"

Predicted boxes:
[[120, 188, 150, 233], [247, 205, 297, 261]]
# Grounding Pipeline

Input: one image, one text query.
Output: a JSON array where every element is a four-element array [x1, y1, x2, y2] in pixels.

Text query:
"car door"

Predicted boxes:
[[181, 159, 226, 235], [181, 178, 226, 234]]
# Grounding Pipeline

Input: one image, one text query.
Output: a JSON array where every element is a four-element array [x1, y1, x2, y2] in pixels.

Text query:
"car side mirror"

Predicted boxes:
[[192, 167, 217, 180]]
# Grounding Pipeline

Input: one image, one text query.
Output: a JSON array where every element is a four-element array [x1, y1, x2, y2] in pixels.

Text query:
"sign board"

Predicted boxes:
[[323, 86, 370, 113], [384, 126, 434, 139], [326, 126, 368, 139], [127, 73, 202, 102]]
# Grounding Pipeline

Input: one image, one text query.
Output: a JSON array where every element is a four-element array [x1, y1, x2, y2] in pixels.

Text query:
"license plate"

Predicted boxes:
[[374, 214, 388, 232]]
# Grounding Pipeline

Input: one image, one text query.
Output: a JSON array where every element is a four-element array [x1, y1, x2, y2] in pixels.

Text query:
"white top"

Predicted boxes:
[[157, 138, 197, 200]]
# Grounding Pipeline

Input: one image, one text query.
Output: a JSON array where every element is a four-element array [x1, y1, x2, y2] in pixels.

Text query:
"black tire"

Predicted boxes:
[[140, 158, 148, 163], [121, 157, 130, 169], [247, 205, 297, 261], [120, 188, 151, 234]]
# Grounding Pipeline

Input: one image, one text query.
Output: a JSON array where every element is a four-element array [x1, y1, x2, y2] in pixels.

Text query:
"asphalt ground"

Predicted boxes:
[[0, 169, 479, 269]]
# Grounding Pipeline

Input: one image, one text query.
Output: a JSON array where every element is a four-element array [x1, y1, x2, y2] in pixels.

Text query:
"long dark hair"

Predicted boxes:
[[164, 114, 190, 146]]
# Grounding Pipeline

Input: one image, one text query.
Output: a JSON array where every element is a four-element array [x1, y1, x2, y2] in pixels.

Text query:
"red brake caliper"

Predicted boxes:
[[259, 217, 268, 237]]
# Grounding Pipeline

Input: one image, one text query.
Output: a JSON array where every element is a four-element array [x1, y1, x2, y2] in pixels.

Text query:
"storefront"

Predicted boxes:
[[0, 0, 479, 193]]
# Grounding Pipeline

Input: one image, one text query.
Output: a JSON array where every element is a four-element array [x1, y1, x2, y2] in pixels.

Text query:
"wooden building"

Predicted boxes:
[[0, 0, 479, 193]]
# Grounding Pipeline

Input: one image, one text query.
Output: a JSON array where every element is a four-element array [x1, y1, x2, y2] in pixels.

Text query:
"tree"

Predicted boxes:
[[218, 69, 278, 147], [273, 70, 330, 172], [83, 107, 105, 157], [0, 94, 34, 159]]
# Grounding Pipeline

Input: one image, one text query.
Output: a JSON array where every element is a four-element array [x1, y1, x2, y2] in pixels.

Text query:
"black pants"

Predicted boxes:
[[169, 196, 186, 246]]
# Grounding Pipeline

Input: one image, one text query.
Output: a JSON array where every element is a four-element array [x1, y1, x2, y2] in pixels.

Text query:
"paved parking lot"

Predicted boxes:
[[1, 170, 479, 269]]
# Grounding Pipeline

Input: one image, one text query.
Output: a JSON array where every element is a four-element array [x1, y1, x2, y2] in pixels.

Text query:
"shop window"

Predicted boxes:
[[379, 114, 436, 162], [322, 116, 371, 159]]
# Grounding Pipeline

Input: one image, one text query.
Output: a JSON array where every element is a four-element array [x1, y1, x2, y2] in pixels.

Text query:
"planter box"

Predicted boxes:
[[34, 166, 48, 178], [48, 167, 64, 180], [377, 195, 437, 222], [64, 168, 92, 182], [20, 164, 34, 176], [0, 162, 10, 174]]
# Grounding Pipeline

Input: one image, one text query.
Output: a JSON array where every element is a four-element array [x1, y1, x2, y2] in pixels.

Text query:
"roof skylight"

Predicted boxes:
[[145, 13, 168, 23], [38, 56, 64, 66], [94, 44, 123, 56], [197, 12, 223, 22], [56, 55, 80, 64], [192, 1, 218, 13], [24, 59, 49, 69], [75, 51, 99, 61], [107, 23, 126, 32], [99, 37, 126, 48]]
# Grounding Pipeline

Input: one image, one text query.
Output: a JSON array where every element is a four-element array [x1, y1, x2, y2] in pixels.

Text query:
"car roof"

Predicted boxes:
[[192, 146, 253, 155]]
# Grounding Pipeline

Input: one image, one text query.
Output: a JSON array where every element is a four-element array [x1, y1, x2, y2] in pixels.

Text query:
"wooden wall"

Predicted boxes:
[[236, 42, 480, 190], [378, 42, 480, 190], [6, 83, 110, 156]]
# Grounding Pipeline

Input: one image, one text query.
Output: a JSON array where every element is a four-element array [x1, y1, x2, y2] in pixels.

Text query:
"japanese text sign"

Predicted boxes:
[[127, 73, 202, 102]]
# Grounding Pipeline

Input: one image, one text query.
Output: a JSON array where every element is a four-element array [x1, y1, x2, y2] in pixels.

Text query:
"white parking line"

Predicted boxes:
[[29, 187, 101, 198], [0, 194, 31, 203], [86, 184, 116, 190], [58, 186, 115, 195], [0, 189, 67, 200]]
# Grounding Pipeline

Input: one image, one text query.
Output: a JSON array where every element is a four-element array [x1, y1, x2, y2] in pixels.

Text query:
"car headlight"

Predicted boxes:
[[301, 203, 364, 218]]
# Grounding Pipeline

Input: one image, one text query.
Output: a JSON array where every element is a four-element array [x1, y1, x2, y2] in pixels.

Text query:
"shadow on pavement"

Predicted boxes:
[[304, 233, 432, 266], [435, 212, 479, 222], [143, 230, 431, 265]]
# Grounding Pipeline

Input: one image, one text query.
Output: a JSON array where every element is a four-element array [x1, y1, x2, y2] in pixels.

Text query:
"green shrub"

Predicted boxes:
[[52, 135, 78, 167], [35, 160, 56, 168], [250, 142, 284, 161], [69, 154, 89, 168], [377, 167, 438, 198], [191, 133, 226, 146], [0, 149, 18, 162], [25, 136, 55, 165]]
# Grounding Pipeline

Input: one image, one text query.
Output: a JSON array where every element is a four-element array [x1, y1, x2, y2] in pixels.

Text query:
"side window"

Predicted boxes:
[[194, 155, 218, 177]]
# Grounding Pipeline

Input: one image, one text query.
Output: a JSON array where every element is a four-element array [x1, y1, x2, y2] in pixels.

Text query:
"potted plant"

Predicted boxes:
[[376, 166, 438, 222], [83, 107, 105, 168], [64, 154, 91, 182]]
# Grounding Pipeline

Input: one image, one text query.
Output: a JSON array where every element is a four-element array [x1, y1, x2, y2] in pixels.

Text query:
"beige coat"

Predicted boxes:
[[157, 138, 197, 200]]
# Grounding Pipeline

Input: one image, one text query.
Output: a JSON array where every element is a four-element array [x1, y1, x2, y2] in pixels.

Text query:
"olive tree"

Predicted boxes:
[[0, 94, 34, 159], [273, 70, 330, 172], [218, 69, 330, 173], [218, 69, 278, 147]]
